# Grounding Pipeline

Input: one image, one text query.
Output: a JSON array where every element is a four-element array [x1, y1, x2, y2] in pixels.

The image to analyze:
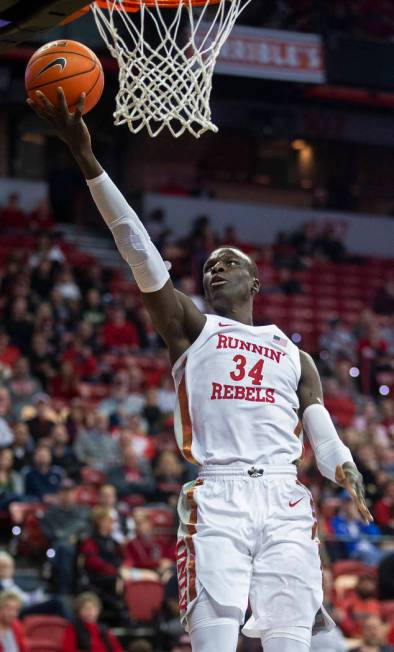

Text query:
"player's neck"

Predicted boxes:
[[216, 303, 254, 326]]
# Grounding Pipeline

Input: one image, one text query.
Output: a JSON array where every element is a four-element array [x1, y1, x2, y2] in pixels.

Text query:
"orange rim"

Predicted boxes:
[[95, 0, 221, 7], [62, 0, 221, 21]]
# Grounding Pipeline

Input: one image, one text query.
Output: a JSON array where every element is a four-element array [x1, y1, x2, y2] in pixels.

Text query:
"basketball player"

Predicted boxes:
[[28, 89, 373, 652]]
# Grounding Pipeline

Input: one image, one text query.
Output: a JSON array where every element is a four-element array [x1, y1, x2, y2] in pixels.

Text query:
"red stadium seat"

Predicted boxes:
[[381, 601, 394, 625], [331, 560, 372, 578], [142, 507, 175, 531], [23, 615, 68, 647], [27, 643, 63, 652], [124, 580, 164, 622]]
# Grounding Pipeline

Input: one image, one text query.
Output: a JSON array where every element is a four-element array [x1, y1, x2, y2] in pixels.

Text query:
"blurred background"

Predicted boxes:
[[0, 1, 393, 651]]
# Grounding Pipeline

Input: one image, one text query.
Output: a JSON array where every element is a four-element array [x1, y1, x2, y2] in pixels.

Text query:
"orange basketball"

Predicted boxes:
[[25, 40, 104, 114]]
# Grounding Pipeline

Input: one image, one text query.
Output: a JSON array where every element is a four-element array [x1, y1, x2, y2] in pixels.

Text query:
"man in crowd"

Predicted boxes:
[[350, 615, 394, 652], [23, 444, 64, 502], [74, 412, 118, 471], [40, 478, 90, 595]]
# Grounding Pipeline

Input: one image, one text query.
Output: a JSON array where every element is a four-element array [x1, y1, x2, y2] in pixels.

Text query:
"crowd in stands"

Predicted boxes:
[[0, 191, 393, 651], [240, 0, 394, 39]]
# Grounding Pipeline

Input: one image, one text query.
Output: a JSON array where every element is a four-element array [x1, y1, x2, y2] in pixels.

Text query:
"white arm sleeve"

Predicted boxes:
[[302, 403, 354, 483], [86, 171, 170, 293]]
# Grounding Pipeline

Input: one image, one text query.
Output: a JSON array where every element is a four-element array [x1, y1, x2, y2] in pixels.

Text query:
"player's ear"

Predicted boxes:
[[251, 278, 260, 295]]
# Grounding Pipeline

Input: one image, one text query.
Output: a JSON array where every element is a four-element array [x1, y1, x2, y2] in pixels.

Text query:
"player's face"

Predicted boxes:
[[203, 248, 259, 308]]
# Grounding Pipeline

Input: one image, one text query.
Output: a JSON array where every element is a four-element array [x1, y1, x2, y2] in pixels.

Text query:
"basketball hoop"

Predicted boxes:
[[85, 0, 252, 138]]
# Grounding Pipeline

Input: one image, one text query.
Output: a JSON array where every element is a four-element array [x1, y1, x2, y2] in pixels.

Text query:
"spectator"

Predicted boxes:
[[314, 224, 346, 263], [50, 423, 81, 479], [54, 268, 81, 302], [28, 234, 65, 268], [373, 280, 394, 316], [353, 443, 381, 505], [5, 357, 41, 419], [97, 484, 133, 544], [29, 197, 54, 232], [0, 390, 13, 448], [157, 376, 176, 415], [122, 416, 154, 460], [106, 445, 154, 500], [74, 413, 118, 471], [0, 331, 20, 376], [98, 371, 144, 424], [50, 360, 80, 401], [153, 451, 184, 504], [278, 268, 302, 295], [330, 493, 383, 565], [28, 333, 55, 390], [23, 444, 65, 502], [339, 573, 381, 638], [80, 507, 127, 615], [82, 289, 106, 328], [65, 399, 87, 445], [4, 300, 33, 356], [0, 449, 23, 509], [33, 302, 56, 340], [126, 510, 174, 577], [63, 592, 123, 652], [320, 317, 356, 369], [0, 551, 66, 618], [30, 259, 55, 299], [0, 590, 27, 652], [374, 479, 394, 535], [25, 393, 55, 442], [142, 388, 163, 434], [350, 615, 394, 652], [40, 478, 90, 595], [378, 551, 394, 601], [101, 308, 140, 351], [10, 423, 33, 473], [63, 337, 97, 381]]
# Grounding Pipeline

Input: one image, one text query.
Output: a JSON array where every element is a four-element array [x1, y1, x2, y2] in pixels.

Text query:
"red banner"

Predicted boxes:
[[212, 26, 325, 83]]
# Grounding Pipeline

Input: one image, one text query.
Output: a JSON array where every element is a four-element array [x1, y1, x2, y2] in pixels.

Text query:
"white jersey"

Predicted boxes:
[[172, 314, 302, 466]]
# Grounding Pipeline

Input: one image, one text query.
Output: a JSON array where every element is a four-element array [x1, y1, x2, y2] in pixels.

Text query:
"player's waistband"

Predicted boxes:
[[198, 463, 297, 479]]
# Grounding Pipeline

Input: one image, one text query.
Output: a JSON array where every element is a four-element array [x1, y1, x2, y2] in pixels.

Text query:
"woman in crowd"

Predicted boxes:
[[62, 592, 123, 652], [0, 590, 27, 652]]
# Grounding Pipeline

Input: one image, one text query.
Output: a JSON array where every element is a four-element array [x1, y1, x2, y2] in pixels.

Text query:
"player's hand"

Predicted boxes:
[[335, 462, 374, 524], [27, 87, 91, 154]]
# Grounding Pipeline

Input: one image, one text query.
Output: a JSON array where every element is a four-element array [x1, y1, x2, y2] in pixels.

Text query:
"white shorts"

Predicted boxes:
[[176, 464, 335, 639]]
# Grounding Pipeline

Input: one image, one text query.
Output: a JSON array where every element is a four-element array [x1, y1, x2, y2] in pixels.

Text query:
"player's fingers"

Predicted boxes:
[[74, 92, 86, 119], [26, 99, 45, 119], [335, 464, 346, 485], [35, 90, 56, 114], [357, 497, 374, 524], [57, 86, 69, 116]]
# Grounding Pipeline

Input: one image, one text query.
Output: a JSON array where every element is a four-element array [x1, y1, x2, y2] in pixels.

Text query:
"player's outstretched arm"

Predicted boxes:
[[28, 89, 206, 364], [297, 350, 373, 524]]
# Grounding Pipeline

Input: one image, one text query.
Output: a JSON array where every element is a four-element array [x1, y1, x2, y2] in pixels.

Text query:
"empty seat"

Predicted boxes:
[[124, 580, 164, 623], [23, 615, 68, 648]]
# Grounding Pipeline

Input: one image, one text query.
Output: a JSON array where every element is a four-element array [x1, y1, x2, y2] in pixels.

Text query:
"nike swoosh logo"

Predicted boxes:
[[36, 57, 67, 78], [218, 322, 232, 327], [289, 497, 304, 508]]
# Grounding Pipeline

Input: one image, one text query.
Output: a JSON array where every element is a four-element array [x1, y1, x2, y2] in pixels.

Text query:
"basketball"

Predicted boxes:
[[25, 40, 104, 114]]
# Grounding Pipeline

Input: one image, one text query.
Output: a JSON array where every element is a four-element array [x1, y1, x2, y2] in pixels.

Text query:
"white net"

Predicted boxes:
[[91, 0, 252, 138]]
